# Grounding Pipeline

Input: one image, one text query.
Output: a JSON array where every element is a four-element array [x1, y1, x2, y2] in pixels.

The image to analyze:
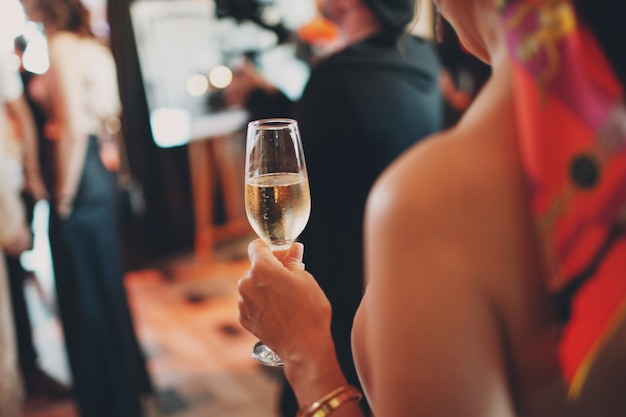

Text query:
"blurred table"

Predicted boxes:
[[187, 109, 252, 264]]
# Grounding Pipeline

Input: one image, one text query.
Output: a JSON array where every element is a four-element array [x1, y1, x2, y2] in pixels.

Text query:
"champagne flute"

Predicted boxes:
[[244, 118, 311, 366]]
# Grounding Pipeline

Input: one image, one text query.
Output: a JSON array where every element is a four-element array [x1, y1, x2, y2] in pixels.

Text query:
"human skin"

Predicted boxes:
[[5, 95, 47, 201], [238, 0, 563, 415], [238, 0, 626, 416], [353, 56, 566, 417], [239, 53, 567, 417]]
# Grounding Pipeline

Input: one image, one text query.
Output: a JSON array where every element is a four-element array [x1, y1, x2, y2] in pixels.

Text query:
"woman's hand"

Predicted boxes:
[[239, 239, 353, 408], [238, 239, 333, 365], [98, 138, 121, 172], [4, 223, 32, 257], [56, 191, 74, 219], [24, 169, 48, 202], [223, 59, 277, 108]]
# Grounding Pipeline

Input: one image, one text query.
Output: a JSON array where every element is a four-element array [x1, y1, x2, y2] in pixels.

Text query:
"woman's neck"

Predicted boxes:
[[338, 5, 382, 47], [42, 23, 61, 38]]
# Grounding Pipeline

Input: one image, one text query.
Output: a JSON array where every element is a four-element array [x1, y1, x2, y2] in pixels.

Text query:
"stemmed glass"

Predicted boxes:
[[244, 118, 311, 366]]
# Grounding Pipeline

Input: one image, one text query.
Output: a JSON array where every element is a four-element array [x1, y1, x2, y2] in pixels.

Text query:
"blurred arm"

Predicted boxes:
[[6, 94, 47, 201]]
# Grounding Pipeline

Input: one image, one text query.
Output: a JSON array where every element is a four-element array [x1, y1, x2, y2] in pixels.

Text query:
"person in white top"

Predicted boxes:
[[0, 52, 46, 203], [19, 0, 153, 415], [0, 52, 34, 416]]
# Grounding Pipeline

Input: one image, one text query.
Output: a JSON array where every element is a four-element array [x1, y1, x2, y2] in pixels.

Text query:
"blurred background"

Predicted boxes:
[[2, 0, 317, 271], [0, 1, 460, 416], [1, 0, 440, 269]]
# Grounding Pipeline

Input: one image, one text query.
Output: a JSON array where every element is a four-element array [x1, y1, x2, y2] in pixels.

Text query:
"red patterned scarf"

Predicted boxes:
[[500, 0, 626, 398]]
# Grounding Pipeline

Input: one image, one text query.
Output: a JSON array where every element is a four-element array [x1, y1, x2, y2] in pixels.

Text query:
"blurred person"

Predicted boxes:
[[0, 51, 34, 417], [225, 0, 443, 415], [2, 49, 47, 202], [0, 142, 31, 417], [18, 0, 153, 416], [435, 17, 490, 128], [13, 34, 56, 194], [237, 0, 626, 417], [3, 39, 73, 401]]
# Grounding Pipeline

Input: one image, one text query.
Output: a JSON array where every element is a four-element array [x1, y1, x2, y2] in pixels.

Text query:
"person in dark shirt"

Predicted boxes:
[[436, 17, 491, 128], [225, 0, 443, 415]]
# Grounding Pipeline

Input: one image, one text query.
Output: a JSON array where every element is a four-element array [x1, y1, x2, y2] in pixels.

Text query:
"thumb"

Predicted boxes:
[[281, 242, 305, 271]]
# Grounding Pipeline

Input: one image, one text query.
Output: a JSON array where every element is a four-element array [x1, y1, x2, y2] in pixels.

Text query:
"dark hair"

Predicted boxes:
[[37, 0, 94, 37], [574, 0, 626, 90], [362, 0, 416, 30], [14, 34, 27, 53]]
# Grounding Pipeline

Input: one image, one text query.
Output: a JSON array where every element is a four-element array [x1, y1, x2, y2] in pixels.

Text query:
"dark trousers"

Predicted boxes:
[[49, 137, 151, 417], [6, 193, 38, 376]]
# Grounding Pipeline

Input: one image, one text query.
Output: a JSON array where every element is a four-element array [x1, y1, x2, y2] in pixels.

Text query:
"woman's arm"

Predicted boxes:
[[6, 95, 47, 201], [362, 130, 517, 417], [0, 150, 31, 256], [238, 240, 366, 417]]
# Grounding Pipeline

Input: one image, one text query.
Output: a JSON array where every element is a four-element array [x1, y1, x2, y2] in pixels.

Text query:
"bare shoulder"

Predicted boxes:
[[364, 70, 547, 333], [365, 82, 523, 275], [47, 31, 79, 50], [361, 74, 567, 414], [47, 32, 83, 67], [359, 97, 526, 415]]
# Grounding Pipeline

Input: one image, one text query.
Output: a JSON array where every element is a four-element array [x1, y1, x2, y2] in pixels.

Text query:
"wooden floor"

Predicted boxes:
[[20, 229, 283, 417]]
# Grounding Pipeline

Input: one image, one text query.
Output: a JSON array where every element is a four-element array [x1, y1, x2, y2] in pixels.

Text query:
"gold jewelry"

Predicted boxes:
[[297, 385, 363, 417], [104, 116, 121, 134]]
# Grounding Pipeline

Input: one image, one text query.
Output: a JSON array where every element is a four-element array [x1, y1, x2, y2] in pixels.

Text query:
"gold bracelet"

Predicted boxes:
[[297, 385, 363, 417]]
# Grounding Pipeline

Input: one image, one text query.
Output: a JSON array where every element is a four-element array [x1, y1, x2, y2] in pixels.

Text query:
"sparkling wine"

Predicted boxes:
[[245, 172, 311, 250]]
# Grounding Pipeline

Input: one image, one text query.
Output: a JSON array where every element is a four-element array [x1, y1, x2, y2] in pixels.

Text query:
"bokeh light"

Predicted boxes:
[[21, 23, 49, 74], [150, 107, 191, 148], [208, 65, 233, 89], [186, 73, 209, 97]]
